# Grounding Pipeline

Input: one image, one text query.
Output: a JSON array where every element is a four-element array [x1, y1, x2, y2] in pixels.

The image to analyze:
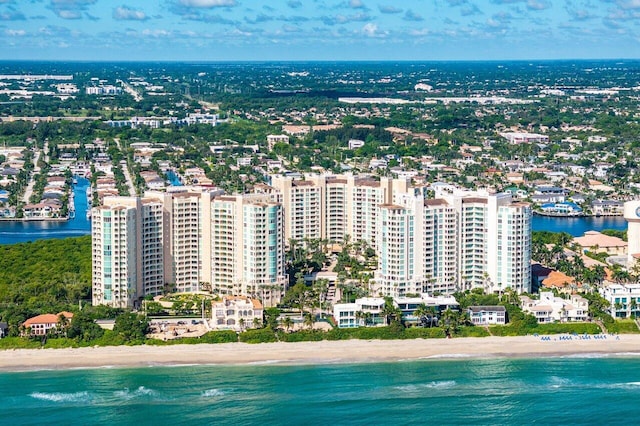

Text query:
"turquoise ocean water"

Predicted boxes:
[[2, 357, 640, 425]]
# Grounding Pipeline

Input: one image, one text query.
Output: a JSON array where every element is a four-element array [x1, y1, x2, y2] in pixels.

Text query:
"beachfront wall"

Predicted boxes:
[[520, 292, 589, 323], [599, 283, 640, 319]]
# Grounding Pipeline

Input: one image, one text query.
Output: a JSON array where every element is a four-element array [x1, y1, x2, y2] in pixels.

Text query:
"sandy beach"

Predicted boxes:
[[1, 335, 640, 371]]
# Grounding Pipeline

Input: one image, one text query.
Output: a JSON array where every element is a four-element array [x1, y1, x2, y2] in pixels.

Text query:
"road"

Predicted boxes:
[[21, 144, 43, 204], [114, 138, 136, 196]]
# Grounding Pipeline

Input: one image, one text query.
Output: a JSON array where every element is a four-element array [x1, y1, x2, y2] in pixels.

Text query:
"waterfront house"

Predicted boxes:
[[333, 297, 386, 328], [520, 293, 588, 323], [333, 295, 459, 328], [210, 296, 263, 331], [467, 306, 507, 325], [22, 312, 74, 336], [539, 201, 582, 216], [22, 202, 62, 218], [395, 295, 460, 324], [599, 283, 640, 318], [591, 200, 624, 216]]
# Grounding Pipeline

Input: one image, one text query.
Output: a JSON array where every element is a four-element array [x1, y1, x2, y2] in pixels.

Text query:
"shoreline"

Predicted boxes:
[[2, 335, 640, 372]]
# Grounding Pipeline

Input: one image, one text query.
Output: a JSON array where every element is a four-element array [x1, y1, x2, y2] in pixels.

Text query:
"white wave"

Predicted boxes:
[[598, 381, 640, 389], [30, 391, 91, 403], [548, 376, 572, 389], [395, 381, 456, 392], [247, 360, 282, 365], [421, 353, 474, 359], [558, 353, 609, 359], [202, 389, 225, 397], [114, 386, 157, 400]]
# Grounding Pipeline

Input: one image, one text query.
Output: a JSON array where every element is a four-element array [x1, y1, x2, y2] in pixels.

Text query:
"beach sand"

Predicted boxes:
[[2, 335, 640, 371]]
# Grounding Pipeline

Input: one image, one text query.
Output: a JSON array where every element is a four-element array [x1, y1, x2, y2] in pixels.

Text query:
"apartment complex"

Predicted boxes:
[[92, 188, 286, 308], [264, 175, 532, 297], [92, 174, 532, 307], [372, 187, 531, 297], [266, 174, 410, 249]]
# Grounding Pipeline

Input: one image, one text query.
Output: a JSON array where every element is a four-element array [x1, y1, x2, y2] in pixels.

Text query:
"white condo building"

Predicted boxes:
[[372, 188, 532, 297], [92, 188, 286, 308], [264, 174, 532, 297]]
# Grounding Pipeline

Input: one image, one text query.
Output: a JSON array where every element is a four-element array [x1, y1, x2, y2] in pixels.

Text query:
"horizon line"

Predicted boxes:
[[1, 58, 640, 64]]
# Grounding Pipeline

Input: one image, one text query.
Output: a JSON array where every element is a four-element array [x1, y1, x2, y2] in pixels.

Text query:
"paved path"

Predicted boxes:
[[114, 138, 136, 195], [22, 147, 41, 203]]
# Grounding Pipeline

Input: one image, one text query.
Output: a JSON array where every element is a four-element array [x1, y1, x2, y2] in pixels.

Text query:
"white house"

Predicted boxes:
[[468, 306, 507, 325], [333, 295, 459, 328], [599, 283, 640, 319], [333, 297, 385, 328], [520, 292, 589, 323], [348, 139, 365, 150], [210, 296, 264, 331]]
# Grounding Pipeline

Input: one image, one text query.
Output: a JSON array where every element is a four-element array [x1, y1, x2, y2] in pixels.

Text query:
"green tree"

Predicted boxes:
[[66, 311, 105, 342], [113, 312, 148, 342]]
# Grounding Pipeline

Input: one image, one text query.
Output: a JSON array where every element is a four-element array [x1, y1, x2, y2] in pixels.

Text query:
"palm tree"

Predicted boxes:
[[441, 308, 461, 337], [56, 314, 70, 337], [614, 302, 624, 318], [239, 318, 246, 332], [253, 318, 263, 329], [413, 303, 431, 327], [281, 316, 294, 332], [381, 297, 402, 326], [303, 312, 314, 330]]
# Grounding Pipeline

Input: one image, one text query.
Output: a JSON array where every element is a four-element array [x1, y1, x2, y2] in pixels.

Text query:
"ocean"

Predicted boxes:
[[2, 357, 639, 425]]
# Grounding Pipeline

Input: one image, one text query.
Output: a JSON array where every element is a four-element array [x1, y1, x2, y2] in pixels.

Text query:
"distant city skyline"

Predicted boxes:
[[1, 1, 639, 61]]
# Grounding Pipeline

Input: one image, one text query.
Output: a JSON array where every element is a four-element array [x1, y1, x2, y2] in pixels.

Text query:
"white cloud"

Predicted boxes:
[[5, 28, 26, 36], [113, 6, 148, 21], [361, 22, 387, 37]]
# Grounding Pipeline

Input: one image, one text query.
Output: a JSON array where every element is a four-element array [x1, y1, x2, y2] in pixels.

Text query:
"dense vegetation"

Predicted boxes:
[[0, 237, 92, 333]]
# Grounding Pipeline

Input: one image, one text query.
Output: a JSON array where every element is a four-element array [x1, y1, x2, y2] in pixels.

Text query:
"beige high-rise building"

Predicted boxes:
[[210, 194, 287, 306], [92, 188, 286, 308], [268, 174, 410, 247], [92, 195, 165, 308]]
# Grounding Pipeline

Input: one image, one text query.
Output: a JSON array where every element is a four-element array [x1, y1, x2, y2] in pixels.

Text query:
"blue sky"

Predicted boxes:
[[0, 0, 639, 61]]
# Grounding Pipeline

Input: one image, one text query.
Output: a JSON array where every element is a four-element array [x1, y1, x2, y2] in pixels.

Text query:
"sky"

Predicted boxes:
[[1, 0, 640, 61]]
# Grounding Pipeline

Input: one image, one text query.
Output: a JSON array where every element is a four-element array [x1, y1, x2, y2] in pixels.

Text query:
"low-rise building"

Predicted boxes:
[[210, 296, 264, 331], [599, 283, 640, 319], [572, 230, 627, 256], [22, 311, 74, 336], [333, 295, 459, 328], [395, 295, 460, 324], [520, 292, 588, 323], [333, 297, 386, 328], [468, 306, 507, 325]]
